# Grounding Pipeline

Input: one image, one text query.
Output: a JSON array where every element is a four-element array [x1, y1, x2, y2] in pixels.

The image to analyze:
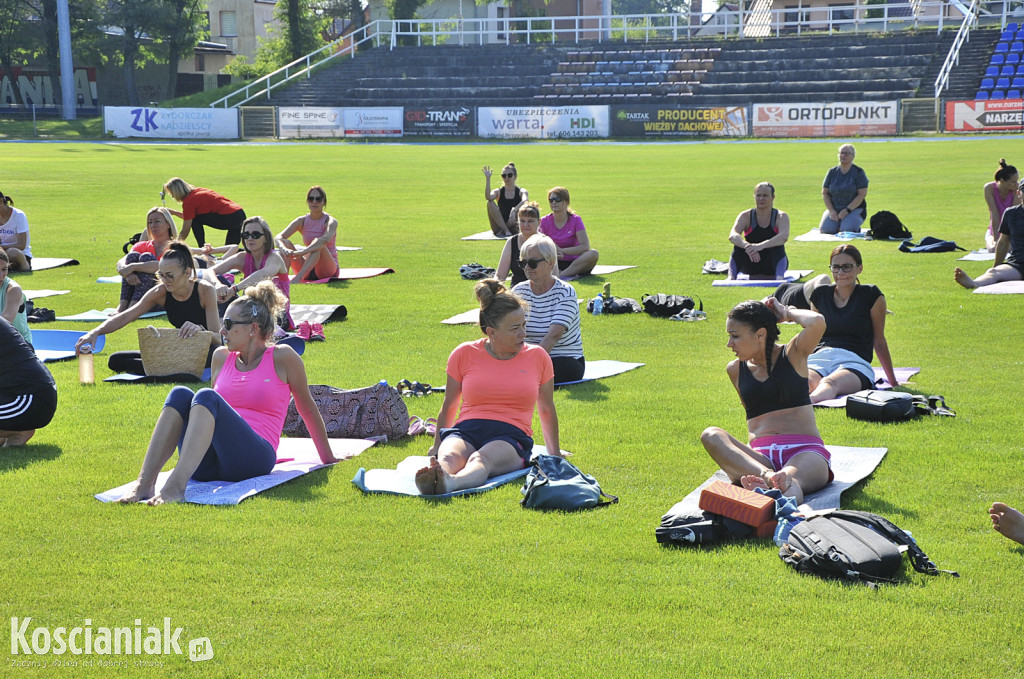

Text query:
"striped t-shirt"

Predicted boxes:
[[512, 278, 583, 359]]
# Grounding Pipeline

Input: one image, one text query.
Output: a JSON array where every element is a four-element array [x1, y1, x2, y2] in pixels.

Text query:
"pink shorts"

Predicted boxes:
[[751, 434, 834, 484]]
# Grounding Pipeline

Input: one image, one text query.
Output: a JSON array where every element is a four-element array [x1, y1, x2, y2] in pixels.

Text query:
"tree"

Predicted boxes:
[[161, 0, 206, 100], [0, 0, 32, 105], [102, 0, 172, 105], [226, 0, 326, 79]]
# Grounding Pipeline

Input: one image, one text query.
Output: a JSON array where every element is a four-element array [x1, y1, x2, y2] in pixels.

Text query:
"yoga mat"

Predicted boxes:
[[290, 304, 348, 324], [102, 337, 306, 382], [958, 249, 996, 262], [972, 280, 1024, 294], [299, 267, 394, 283], [97, 276, 123, 284], [562, 264, 637, 281], [462, 231, 508, 241], [711, 270, 814, 287], [442, 299, 583, 325], [55, 308, 165, 321], [657, 444, 888, 543], [336, 246, 362, 251], [95, 438, 376, 505], [556, 360, 645, 386], [16, 257, 80, 271], [813, 367, 921, 408], [794, 229, 868, 242], [33, 330, 106, 362], [352, 445, 566, 499], [23, 289, 70, 300]]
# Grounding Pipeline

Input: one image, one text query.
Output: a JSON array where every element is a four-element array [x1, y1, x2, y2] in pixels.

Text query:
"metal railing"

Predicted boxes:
[[934, 0, 980, 97]]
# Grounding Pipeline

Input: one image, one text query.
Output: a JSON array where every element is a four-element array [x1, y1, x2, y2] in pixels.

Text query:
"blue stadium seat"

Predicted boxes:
[[1012, 42, 1024, 52], [1008, 53, 1021, 65], [986, 66, 999, 77], [1001, 65, 1015, 76], [995, 42, 1009, 53], [1012, 76, 1024, 88], [991, 90, 1006, 99], [1008, 90, 1022, 99], [1016, 30, 1024, 40], [991, 54, 1005, 65], [1002, 30, 1014, 41], [981, 77, 995, 89], [1008, 22, 1019, 32], [976, 91, 989, 100], [1016, 64, 1024, 75], [997, 77, 1011, 88]]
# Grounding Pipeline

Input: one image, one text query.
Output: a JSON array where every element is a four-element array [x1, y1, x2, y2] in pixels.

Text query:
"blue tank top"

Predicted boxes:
[[738, 346, 811, 419]]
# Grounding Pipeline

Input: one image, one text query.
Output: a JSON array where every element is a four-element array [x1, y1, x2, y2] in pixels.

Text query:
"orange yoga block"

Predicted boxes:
[[698, 480, 776, 527]]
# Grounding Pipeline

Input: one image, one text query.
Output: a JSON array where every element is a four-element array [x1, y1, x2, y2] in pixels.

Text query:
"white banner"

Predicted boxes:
[[103, 107, 239, 139], [751, 101, 898, 137], [279, 107, 345, 138], [477, 106, 610, 139], [342, 107, 403, 137]]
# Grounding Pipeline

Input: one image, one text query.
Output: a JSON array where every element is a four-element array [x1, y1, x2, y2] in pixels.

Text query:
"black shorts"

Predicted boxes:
[[0, 387, 57, 431]]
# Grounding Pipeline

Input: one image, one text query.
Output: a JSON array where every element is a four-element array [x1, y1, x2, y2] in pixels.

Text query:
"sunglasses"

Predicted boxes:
[[241, 231, 264, 240], [501, 173, 515, 178], [829, 263, 856, 273], [222, 318, 249, 330], [548, 196, 563, 203], [520, 258, 545, 269], [307, 195, 324, 202], [157, 270, 182, 283]]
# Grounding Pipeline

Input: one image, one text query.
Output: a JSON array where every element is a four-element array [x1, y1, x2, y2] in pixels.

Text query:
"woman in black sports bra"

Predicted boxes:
[[700, 299, 833, 503], [483, 162, 529, 237]]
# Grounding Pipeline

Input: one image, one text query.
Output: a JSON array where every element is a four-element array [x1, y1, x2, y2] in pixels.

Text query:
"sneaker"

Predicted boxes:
[[309, 323, 326, 342], [295, 321, 313, 341]]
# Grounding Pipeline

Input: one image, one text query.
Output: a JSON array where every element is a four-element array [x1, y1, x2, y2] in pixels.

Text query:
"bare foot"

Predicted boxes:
[[954, 267, 978, 289], [765, 469, 791, 494], [740, 475, 769, 491], [147, 481, 186, 505], [117, 480, 157, 504], [990, 502, 1024, 546], [414, 458, 441, 495], [1, 429, 35, 447]]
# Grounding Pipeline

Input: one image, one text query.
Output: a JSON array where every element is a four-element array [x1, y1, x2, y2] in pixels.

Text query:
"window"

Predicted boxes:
[[195, 54, 205, 71], [828, 4, 855, 25], [220, 10, 237, 37]]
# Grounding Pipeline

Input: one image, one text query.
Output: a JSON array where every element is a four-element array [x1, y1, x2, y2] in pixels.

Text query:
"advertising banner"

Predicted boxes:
[[103, 107, 239, 139], [342, 107, 403, 137], [403, 106, 473, 136], [477, 106, 609, 139], [945, 99, 1024, 132], [751, 101, 898, 137], [279, 107, 345, 138], [1, 67, 99, 114], [610, 105, 748, 137]]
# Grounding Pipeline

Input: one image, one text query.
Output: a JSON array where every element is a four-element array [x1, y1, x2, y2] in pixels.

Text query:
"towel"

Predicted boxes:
[[794, 229, 868, 242], [95, 438, 376, 505], [712, 270, 813, 287], [56, 308, 165, 322], [33, 330, 106, 362], [972, 280, 1024, 294], [351, 445, 566, 499], [14, 257, 80, 271], [23, 290, 71, 300], [812, 367, 921, 408], [957, 249, 996, 262]]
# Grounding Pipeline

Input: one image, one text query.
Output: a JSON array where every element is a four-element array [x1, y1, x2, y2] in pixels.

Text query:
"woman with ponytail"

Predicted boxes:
[[415, 278, 561, 495], [114, 207, 178, 312], [76, 241, 221, 375], [118, 281, 336, 505], [983, 159, 1020, 252], [700, 298, 830, 503]]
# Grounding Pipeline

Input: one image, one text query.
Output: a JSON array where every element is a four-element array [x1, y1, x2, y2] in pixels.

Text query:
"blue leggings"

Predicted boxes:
[[164, 386, 276, 482]]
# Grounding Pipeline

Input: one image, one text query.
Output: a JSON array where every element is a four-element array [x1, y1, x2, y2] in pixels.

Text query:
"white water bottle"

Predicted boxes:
[[591, 295, 603, 315]]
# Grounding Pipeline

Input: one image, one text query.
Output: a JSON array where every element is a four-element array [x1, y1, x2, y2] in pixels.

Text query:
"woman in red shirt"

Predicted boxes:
[[164, 177, 246, 247]]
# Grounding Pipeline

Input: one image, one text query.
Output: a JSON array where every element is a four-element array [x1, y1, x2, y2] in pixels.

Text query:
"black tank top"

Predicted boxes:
[[737, 346, 811, 419], [744, 208, 779, 244], [165, 282, 208, 329], [508, 234, 527, 286], [496, 187, 522, 223]]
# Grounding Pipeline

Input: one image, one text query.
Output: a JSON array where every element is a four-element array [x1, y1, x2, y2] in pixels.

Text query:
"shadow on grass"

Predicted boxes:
[[556, 380, 611, 401], [258, 466, 333, 503], [0, 443, 62, 473]]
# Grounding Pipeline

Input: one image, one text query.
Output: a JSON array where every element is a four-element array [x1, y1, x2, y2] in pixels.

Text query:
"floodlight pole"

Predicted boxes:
[[57, 0, 76, 120]]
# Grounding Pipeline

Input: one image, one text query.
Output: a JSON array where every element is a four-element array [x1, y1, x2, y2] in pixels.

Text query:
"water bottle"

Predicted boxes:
[[591, 295, 603, 315], [379, 379, 388, 387], [78, 343, 95, 385]]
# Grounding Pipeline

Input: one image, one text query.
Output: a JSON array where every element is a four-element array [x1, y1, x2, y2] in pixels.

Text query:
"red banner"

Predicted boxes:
[[945, 99, 1024, 132]]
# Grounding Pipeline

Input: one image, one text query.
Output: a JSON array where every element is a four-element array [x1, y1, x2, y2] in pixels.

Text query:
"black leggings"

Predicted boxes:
[[0, 387, 57, 431], [190, 209, 246, 247], [552, 356, 586, 384]]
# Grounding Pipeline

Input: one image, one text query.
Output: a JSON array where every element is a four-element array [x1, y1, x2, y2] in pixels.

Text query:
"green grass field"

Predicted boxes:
[[2, 138, 1022, 677]]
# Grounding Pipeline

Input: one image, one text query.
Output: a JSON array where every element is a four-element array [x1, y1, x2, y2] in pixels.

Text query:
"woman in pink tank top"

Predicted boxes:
[[211, 216, 294, 330], [276, 185, 340, 284], [984, 159, 1020, 252], [116, 281, 336, 505]]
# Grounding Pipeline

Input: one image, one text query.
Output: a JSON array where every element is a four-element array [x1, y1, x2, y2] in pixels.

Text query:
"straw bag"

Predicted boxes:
[[137, 326, 217, 378]]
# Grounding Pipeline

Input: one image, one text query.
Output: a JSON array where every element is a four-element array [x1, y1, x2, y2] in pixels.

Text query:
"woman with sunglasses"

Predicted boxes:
[[0, 188, 31, 271], [163, 177, 246, 247], [117, 281, 337, 505], [114, 207, 178, 312], [276, 185, 340, 284], [415, 278, 560, 495], [212, 216, 293, 330], [539, 186, 599, 279], [483, 162, 528, 237], [728, 182, 790, 280], [805, 244, 897, 402], [76, 242, 221, 376], [495, 202, 541, 286], [512, 234, 585, 384]]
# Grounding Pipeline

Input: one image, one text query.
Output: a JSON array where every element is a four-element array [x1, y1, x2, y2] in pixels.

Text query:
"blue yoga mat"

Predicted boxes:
[[33, 330, 106, 363]]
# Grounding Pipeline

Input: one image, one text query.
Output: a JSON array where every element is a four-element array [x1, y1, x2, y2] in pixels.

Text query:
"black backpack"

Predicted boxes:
[[779, 510, 958, 585], [122, 232, 143, 254], [641, 294, 701, 318], [868, 211, 912, 240], [898, 236, 966, 254]]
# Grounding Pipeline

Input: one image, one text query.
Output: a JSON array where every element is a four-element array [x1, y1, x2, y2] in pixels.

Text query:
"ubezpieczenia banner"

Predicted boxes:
[[477, 107, 609, 139], [103, 107, 239, 139]]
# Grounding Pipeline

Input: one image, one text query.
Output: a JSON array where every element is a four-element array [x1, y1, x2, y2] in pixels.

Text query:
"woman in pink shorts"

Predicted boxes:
[[700, 299, 833, 503]]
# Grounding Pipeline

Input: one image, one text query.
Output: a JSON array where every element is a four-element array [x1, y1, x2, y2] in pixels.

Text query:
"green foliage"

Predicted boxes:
[[1, 139, 1023, 676], [225, 0, 329, 78]]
